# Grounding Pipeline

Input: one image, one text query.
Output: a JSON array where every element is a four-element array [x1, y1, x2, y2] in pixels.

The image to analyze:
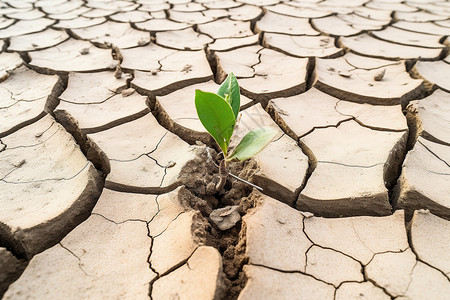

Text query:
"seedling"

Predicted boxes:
[[195, 73, 277, 191]]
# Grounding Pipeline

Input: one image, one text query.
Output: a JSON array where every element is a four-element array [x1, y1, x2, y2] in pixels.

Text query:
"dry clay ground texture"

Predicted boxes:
[[0, 0, 449, 299]]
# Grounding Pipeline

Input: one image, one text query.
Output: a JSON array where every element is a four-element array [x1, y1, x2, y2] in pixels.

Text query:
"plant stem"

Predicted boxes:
[[215, 159, 228, 192], [206, 147, 264, 192]]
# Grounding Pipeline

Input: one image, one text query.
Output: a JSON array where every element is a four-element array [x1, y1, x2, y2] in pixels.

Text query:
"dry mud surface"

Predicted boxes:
[[0, 0, 449, 299]]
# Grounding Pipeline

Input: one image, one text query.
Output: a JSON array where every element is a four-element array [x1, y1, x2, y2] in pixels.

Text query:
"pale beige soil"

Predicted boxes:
[[0, 0, 449, 299]]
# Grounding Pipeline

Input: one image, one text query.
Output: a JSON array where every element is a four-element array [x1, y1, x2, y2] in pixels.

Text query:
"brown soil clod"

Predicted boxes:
[[178, 146, 258, 212], [176, 146, 261, 299]]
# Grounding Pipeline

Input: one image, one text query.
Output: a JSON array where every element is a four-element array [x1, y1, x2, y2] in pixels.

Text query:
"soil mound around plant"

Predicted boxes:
[[177, 145, 261, 299]]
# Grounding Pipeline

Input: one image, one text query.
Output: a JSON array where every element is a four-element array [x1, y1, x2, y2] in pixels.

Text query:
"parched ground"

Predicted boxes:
[[0, 0, 449, 299]]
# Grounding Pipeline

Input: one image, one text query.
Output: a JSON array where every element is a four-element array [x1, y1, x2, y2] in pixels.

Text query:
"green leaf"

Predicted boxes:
[[195, 89, 236, 155], [227, 127, 278, 161], [217, 72, 240, 120]]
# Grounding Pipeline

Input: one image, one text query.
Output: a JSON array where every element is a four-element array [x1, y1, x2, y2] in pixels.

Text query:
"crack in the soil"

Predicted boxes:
[[81, 108, 151, 135], [368, 30, 447, 50], [365, 277, 396, 299], [295, 140, 316, 205], [0, 139, 5, 152], [91, 212, 148, 225], [334, 279, 394, 300], [0, 165, 22, 182], [250, 47, 263, 76], [417, 139, 450, 168], [105, 132, 180, 195], [305, 56, 316, 90], [146, 232, 158, 300], [297, 117, 354, 139], [406, 217, 450, 281], [303, 213, 411, 295], [108, 131, 168, 163], [0, 85, 52, 108], [59, 242, 93, 278], [148, 246, 198, 300], [352, 218, 408, 264], [364, 248, 410, 267], [343, 57, 400, 71], [3, 122, 58, 150], [59, 91, 118, 105], [148, 194, 162, 224], [0, 111, 48, 139], [144, 193, 162, 295], [403, 259, 419, 296], [1, 161, 90, 184], [301, 215, 368, 285], [153, 211, 186, 238], [391, 104, 423, 209], [249, 263, 336, 288], [144, 154, 167, 169], [317, 160, 385, 168], [352, 117, 408, 133], [334, 100, 408, 133]]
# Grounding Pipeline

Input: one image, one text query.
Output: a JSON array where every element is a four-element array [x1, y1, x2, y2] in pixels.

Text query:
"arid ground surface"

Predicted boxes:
[[0, 0, 449, 299]]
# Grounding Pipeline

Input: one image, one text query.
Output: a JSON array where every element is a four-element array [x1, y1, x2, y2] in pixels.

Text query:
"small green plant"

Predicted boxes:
[[195, 72, 277, 191]]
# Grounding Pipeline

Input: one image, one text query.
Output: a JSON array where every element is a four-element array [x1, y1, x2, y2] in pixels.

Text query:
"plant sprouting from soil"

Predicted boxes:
[[195, 73, 277, 191]]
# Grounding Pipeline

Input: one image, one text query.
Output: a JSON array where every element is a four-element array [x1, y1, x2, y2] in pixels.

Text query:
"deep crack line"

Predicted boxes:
[[365, 277, 396, 299], [295, 141, 317, 204], [146, 231, 159, 300], [146, 196, 161, 300], [418, 139, 450, 168], [0, 139, 5, 152], [248, 47, 263, 77]]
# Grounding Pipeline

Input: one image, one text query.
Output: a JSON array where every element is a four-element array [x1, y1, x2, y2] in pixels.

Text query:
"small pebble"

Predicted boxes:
[[374, 68, 386, 81], [114, 65, 122, 79], [121, 88, 135, 97], [338, 70, 352, 78], [138, 38, 147, 46], [302, 212, 314, 218], [166, 161, 176, 168]]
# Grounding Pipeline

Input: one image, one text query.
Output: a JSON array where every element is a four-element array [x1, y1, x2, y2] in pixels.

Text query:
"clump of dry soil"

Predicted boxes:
[[177, 146, 261, 299]]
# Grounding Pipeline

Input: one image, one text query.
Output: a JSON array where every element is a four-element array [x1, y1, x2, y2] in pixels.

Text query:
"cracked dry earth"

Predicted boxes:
[[0, 0, 449, 300]]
